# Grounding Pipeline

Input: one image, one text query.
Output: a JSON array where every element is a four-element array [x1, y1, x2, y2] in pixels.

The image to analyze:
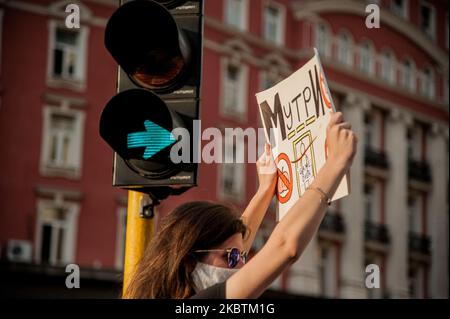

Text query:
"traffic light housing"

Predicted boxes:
[[100, 0, 203, 199]]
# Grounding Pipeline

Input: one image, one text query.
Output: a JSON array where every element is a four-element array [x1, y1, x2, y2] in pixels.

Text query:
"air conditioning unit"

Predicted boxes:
[[6, 239, 33, 263]]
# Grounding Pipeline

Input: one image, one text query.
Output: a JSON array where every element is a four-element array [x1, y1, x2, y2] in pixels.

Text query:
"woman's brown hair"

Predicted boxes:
[[123, 201, 247, 299]]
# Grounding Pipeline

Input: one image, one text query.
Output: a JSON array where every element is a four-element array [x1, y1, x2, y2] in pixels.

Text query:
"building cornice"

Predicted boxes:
[[2, 0, 108, 27], [291, 0, 448, 68]]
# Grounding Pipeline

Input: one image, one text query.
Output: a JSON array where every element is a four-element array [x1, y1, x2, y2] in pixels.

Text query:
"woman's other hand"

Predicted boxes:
[[325, 112, 358, 171], [256, 143, 277, 195]]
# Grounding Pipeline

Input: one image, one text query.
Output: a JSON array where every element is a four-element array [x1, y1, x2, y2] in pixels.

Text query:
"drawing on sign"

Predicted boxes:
[[275, 153, 293, 204], [293, 131, 317, 195], [256, 48, 350, 221], [320, 72, 333, 110]]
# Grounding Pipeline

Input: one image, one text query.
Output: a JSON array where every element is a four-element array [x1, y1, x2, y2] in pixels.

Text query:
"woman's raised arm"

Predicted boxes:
[[226, 112, 357, 298], [240, 143, 277, 252]]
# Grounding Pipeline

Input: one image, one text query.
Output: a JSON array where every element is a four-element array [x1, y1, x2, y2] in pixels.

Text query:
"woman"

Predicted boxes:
[[123, 111, 357, 299]]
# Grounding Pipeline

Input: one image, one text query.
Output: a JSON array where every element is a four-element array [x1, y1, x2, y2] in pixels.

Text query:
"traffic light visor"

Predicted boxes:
[[105, 0, 190, 92]]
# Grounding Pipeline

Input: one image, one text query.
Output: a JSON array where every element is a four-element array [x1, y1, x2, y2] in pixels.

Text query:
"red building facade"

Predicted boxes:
[[0, 0, 448, 298]]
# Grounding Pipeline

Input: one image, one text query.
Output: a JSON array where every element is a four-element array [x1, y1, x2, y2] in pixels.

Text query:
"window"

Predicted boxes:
[[35, 199, 79, 266], [222, 60, 248, 118], [364, 183, 374, 222], [40, 105, 85, 179], [261, 71, 282, 90], [400, 59, 415, 91], [380, 50, 395, 84], [316, 24, 331, 58], [420, 2, 436, 39], [407, 126, 422, 161], [219, 138, 245, 202], [408, 265, 426, 298], [408, 195, 420, 234], [115, 207, 127, 270], [391, 0, 408, 19], [359, 42, 374, 75], [47, 21, 88, 89], [225, 0, 248, 31], [444, 73, 449, 105], [318, 244, 337, 298], [364, 112, 374, 149], [337, 32, 352, 67], [263, 3, 285, 45], [420, 67, 435, 99]]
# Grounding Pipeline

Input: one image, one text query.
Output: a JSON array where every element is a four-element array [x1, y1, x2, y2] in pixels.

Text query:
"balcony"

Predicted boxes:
[[408, 232, 431, 255], [318, 211, 345, 242], [408, 159, 432, 184], [364, 146, 389, 170], [365, 220, 390, 245], [319, 211, 345, 233]]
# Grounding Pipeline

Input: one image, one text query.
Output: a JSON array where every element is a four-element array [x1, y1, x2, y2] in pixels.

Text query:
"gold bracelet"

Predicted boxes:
[[306, 186, 331, 206]]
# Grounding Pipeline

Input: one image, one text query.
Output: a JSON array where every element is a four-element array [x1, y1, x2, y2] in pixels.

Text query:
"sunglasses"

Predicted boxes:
[[194, 247, 248, 268]]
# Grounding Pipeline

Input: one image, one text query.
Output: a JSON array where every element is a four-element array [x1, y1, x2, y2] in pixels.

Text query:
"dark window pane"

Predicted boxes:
[[53, 49, 63, 76], [41, 224, 52, 264], [56, 28, 77, 45]]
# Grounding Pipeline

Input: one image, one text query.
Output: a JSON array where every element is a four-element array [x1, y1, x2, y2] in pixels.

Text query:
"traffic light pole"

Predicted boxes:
[[122, 190, 157, 297]]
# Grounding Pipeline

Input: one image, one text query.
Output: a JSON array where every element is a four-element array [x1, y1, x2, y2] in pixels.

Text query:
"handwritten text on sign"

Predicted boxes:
[[256, 49, 349, 221]]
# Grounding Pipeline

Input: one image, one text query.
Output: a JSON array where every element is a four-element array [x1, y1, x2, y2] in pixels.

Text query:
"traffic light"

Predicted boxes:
[[100, 0, 203, 199]]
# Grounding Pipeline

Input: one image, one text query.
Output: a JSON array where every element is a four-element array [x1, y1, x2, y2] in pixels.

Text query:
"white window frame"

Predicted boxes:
[[337, 31, 353, 67], [315, 23, 331, 59], [420, 1, 436, 40], [224, 0, 249, 31], [34, 198, 79, 266], [218, 137, 246, 203], [359, 41, 375, 75], [47, 20, 89, 91], [400, 58, 416, 92], [40, 103, 85, 179], [220, 57, 249, 120], [380, 50, 396, 84], [390, 0, 409, 20], [115, 207, 127, 270], [263, 1, 286, 46], [420, 67, 435, 99], [259, 69, 283, 91]]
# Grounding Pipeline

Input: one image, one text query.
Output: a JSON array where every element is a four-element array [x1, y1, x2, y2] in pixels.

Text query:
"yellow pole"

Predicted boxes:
[[122, 190, 156, 297]]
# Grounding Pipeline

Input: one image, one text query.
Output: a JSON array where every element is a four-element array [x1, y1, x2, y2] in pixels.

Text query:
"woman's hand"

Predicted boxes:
[[256, 143, 277, 196], [326, 112, 358, 171]]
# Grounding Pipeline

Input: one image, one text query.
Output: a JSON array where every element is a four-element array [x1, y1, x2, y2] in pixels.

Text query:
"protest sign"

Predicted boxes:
[[256, 49, 350, 221]]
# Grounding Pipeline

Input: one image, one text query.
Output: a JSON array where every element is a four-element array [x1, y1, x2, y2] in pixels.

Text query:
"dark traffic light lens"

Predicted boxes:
[[105, 0, 191, 93], [132, 47, 187, 91]]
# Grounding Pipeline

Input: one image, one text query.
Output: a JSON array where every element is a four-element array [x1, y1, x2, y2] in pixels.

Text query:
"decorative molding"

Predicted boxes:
[[329, 80, 448, 128], [4, 0, 108, 27], [204, 16, 299, 60], [291, 0, 448, 68], [35, 185, 84, 201], [42, 92, 87, 108]]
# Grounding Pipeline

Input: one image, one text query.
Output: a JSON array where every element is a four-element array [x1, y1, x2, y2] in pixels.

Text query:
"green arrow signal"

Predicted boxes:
[[127, 120, 176, 160]]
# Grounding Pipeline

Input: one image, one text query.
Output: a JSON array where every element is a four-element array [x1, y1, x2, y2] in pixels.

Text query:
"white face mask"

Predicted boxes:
[[191, 261, 239, 293]]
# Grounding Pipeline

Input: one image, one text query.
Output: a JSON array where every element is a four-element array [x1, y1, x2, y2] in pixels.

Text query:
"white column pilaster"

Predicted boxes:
[[385, 108, 410, 298], [287, 237, 321, 296], [338, 94, 367, 298], [428, 123, 449, 298]]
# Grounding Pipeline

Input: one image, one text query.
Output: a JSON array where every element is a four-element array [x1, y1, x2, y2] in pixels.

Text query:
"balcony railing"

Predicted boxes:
[[408, 159, 432, 183], [319, 212, 345, 233], [364, 146, 389, 170], [409, 231, 431, 255], [365, 220, 390, 244]]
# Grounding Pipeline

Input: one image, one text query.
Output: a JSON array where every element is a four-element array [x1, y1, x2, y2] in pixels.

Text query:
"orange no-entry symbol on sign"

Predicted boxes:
[[275, 153, 293, 204]]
